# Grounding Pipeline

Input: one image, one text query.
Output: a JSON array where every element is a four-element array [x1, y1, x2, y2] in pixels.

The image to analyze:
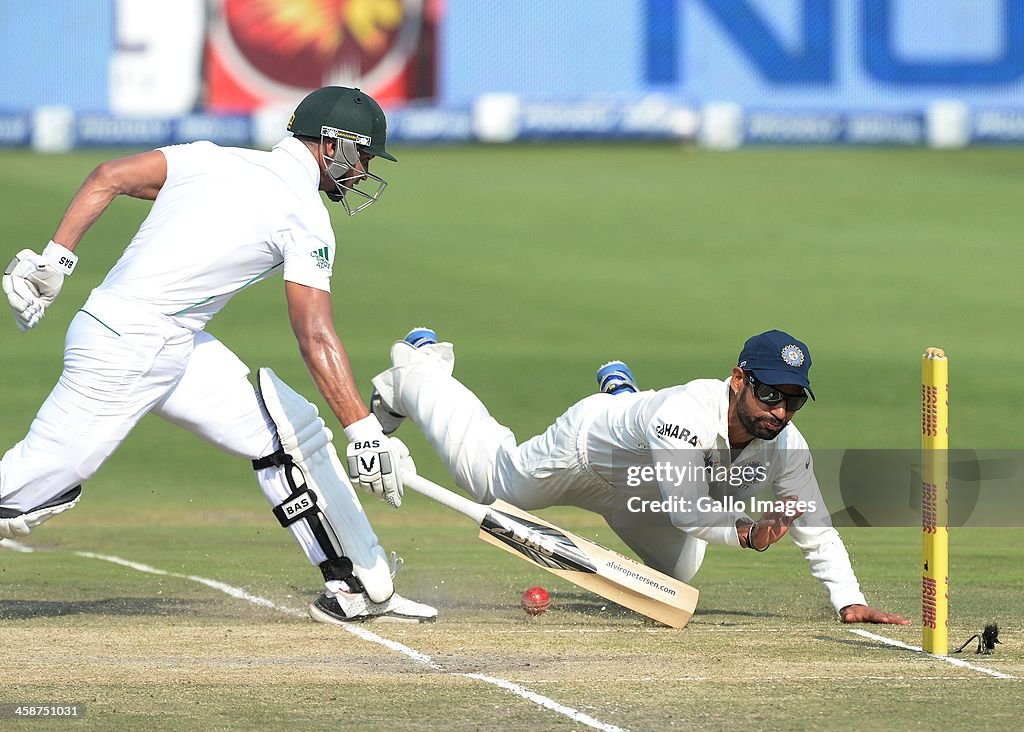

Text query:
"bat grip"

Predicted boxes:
[[403, 473, 489, 524]]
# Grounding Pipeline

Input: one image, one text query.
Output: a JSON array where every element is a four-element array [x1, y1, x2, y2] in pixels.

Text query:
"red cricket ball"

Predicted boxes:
[[521, 586, 551, 616]]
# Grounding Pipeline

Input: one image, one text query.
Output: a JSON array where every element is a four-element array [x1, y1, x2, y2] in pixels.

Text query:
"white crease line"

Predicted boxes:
[[517, 676, 967, 683], [4, 542, 623, 732], [459, 674, 624, 731], [492, 627, 790, 634], [0, 539, 36, 553], [848, 629, 1015, 679], [514, 677, 712, 683]]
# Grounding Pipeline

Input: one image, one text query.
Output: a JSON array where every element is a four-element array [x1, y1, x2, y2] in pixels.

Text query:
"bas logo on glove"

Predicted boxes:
[[3, 242, 77, 332], [343, 415, 416, 509], [343, 414, 415, 509], [351, 449, 393, 477], [348, 440, 392, 485]]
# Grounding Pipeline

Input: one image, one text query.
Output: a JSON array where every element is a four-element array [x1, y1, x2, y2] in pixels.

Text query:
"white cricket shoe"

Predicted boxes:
[[309, 588, 438, 625], [596, 360, 639, 395]]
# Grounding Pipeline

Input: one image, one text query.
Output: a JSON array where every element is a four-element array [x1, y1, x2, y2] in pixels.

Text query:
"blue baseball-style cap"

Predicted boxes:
[[737, 330, 815, 399]]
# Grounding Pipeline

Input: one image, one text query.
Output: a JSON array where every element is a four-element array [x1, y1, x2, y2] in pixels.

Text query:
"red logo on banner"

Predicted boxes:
[[207, 0, 437, 112]]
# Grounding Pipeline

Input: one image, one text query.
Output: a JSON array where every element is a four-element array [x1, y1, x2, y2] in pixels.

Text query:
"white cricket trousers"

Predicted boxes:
[[0, 290, 352, 568], [380, 344, 707, 583]]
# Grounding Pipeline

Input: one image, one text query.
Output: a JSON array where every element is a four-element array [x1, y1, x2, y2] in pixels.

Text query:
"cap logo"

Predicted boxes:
[[321, 126, 371, 146], [781, 345, 805, 367]]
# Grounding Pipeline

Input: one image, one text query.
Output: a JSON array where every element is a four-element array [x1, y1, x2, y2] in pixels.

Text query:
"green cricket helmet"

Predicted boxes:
[[288, 86, 396, 215]]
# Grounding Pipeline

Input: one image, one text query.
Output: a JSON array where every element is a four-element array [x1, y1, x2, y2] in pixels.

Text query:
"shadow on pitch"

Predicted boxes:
[[521, 591, 785, 624], [551, 591, 637, 621], [696, 607, 784, 620], [814, 634, 885, 649], [544, 591, 709, 625], [0, 597, 201, 620]]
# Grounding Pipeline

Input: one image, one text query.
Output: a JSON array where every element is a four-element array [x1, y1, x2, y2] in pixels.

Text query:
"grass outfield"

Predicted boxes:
[[1, 145, 1022, 728]]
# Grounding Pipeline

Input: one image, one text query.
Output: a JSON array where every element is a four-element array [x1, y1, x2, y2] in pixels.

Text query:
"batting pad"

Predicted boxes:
[[257, 368, 393, 602], [370, 339, 455, 416]]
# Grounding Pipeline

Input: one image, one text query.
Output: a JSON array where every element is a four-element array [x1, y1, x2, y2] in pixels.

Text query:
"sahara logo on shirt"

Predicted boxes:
[[654, 422, 699, 446], [310, 246, 331, 271]]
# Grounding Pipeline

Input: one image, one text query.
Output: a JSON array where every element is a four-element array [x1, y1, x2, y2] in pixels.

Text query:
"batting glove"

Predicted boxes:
[[345, 414, 415, 508], [0, 515, 33, 540], [3, 242, 77, 331]]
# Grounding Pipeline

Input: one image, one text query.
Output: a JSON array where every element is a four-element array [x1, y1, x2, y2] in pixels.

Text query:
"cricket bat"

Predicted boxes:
[[403, 474, 699, 628]]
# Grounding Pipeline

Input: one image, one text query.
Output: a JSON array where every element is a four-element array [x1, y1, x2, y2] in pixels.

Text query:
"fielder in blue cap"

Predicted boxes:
[[733, 330, 815, 443], [365, 326, 911, 626]]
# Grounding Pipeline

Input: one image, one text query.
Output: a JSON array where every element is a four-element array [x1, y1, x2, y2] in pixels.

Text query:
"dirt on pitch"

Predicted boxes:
[[2, 587, 1021, 731]]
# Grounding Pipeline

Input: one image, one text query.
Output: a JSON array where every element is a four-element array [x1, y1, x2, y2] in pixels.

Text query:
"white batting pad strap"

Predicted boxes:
[[42, 240, 78, 276], [257, 368, 393, 602]]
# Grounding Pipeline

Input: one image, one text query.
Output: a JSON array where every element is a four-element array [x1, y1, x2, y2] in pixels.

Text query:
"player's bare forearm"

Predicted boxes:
[[52, 150, 167, 249], [300, 330, 369, 427], [285, 281, 369, 428], [839, 604, 911, 625]]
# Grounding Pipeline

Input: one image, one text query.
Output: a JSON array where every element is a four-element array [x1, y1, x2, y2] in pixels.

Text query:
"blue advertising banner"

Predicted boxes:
[[2, 1, 1023, 146], [442, 1, 1024, 111], [0, 0, 113, 111]]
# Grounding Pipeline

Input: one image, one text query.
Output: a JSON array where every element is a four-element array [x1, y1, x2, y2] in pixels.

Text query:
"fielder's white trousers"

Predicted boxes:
[[0, 290, 360, 569], [379, 343, 707, 583]]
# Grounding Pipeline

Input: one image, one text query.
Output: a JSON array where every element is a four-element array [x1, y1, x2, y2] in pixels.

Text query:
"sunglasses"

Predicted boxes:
[[744, 372, 809, 412]]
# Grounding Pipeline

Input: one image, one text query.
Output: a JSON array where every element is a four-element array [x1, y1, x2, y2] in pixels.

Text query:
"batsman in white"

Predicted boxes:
[[371, 327, 909, 625], [0, 86, 436, 625]]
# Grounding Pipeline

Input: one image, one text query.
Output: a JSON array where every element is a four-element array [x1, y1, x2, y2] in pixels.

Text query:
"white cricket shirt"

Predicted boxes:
[[95, 136, 335, 330], [585, 378, 868, 611]]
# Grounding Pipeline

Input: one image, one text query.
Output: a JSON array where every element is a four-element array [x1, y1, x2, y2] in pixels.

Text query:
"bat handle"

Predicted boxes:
[[403, 473, 489, 524]]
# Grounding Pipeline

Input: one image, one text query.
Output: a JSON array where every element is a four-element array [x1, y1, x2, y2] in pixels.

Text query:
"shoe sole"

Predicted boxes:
[[597, 361, 638, 394], [404, 326, 438, 348], [308, 602, 436, 626]]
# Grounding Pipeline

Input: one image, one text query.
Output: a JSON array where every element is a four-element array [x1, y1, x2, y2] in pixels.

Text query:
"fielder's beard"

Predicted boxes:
[[737, 385, 787, 441]]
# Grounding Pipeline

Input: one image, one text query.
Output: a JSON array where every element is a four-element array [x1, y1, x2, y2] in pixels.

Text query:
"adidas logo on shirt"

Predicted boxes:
[[310, 246, 331, 270]]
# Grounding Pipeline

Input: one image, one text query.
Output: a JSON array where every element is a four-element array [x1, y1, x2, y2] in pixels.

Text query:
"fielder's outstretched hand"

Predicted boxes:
[[747, 497, 804, 550], [839, 604, 911, 625]]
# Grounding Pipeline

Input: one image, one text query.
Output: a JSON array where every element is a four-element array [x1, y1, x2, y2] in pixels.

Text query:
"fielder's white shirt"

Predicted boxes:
[[585, 378, 868, 611], [95, 137, 334, 330]]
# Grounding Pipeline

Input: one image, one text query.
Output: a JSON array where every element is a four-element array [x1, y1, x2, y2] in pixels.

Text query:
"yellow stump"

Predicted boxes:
[[921, 348, 949, 655]]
